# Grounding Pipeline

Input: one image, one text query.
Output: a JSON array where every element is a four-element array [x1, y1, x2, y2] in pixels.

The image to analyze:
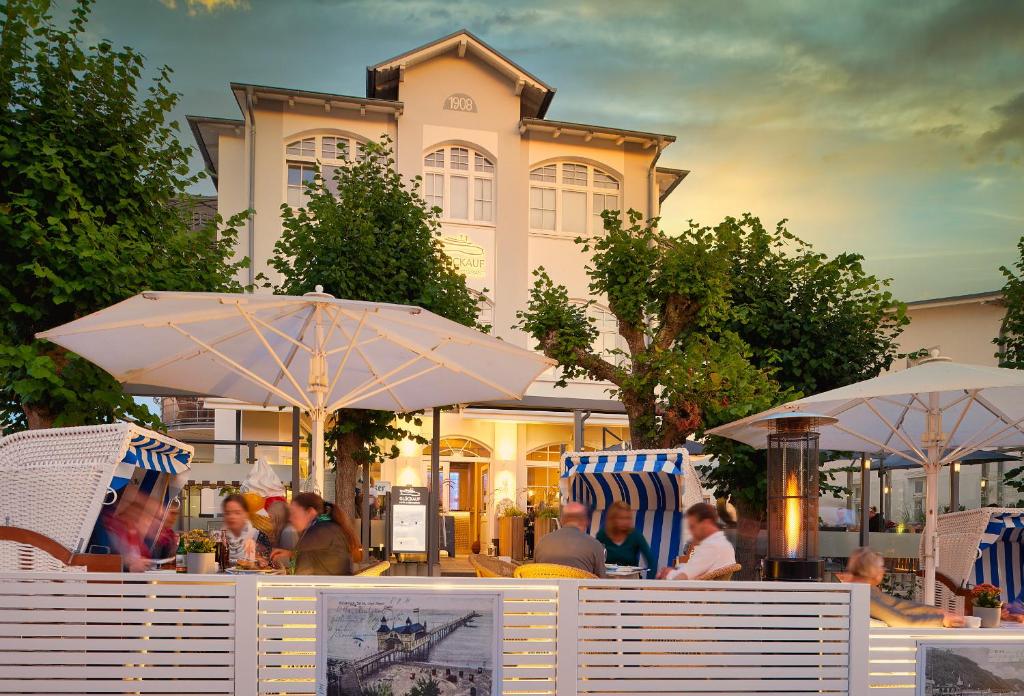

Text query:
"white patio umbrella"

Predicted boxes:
[[706, 352, 1024, 604], [38, 289, 554, 493]]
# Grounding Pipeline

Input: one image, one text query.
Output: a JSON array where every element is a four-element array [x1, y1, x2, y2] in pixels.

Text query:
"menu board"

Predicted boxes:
[[391, 486, 428, 553]]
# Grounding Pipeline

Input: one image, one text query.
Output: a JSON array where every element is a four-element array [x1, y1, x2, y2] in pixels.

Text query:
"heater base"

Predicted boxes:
[[762, 558, 823, 582]]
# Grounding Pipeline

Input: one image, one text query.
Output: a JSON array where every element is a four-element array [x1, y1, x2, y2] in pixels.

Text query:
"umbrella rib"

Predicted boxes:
[[324, 335, 384, 356], [880, 395, 915, 454], [249, 314, 315, 355], [942, 390, 979, 449], [830, 422, 927, 464], [327, 353, 431, 411], [235, 305, 313, 410], [874, 395, 927, 413], [325, 311, 370, 401], [332, 364, 443, 411], [119, 304, 308, 384], [351, 341, 408, 412], [862, 398, 927, 462], [338, 308, 522, 399], [267, 305, 316, 398], [167, 323, 303, 409], [320, 304, 346, 347], [973, 392, 1024, 439], [941, 413, 1024, 465]]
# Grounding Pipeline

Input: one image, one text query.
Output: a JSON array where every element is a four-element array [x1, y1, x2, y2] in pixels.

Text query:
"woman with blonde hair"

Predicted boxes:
[[596, 501, 656, 577], [842, 547, 964, 628]]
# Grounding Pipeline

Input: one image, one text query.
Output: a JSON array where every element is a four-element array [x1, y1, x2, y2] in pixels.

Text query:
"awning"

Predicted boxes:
[[974, 511, 1024, 603]]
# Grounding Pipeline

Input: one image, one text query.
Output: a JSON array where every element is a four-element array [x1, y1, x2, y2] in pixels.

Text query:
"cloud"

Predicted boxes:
[[159, 0, 249, 15], [978, 91, 1024, 163]]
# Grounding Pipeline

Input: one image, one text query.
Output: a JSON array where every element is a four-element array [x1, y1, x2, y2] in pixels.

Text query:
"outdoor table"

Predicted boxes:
[[605, 564, 644, 579]]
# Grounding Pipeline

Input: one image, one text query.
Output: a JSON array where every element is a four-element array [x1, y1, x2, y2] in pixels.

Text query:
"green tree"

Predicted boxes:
[[0, 0, 248, 430], [405, 676, 441, 696], [702, 215, 908, 518], [996, 236, 1024, 369], [267, 137, 479, 517], [516, 210, 780, 450]]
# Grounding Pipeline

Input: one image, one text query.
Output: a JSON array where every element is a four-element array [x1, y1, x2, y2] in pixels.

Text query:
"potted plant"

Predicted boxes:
[[971, 583, 1003, 627], [496, 500, 526, 561], [183, 529, 217, 574]]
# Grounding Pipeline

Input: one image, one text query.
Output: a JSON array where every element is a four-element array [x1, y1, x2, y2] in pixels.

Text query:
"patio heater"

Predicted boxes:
[[756, 412, 837, 582]]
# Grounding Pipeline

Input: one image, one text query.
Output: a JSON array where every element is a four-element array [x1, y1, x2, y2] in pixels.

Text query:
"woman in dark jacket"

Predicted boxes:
[[270, 493, 362, 575]]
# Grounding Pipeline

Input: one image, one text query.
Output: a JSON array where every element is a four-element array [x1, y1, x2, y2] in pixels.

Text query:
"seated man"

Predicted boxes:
[[657, 502, 735, 580], [533, 502, 607, 578]]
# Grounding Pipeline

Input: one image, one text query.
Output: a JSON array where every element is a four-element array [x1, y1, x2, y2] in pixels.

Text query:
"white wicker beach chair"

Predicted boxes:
[[0, 423, 193, 571], [916, 507, 1024, 614]]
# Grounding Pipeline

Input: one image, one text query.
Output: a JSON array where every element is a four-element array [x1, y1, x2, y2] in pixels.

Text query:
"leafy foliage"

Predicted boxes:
[[517, 210, 780, 449], [996, 236, 1024, 370], [701, 215, 907, 516], [267, 137, 479, 516], [0, 0, 248, 430]]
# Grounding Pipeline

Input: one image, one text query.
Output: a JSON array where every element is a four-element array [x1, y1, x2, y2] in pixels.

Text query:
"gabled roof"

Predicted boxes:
[[367, 29, 555, 118], [187, 115, 243, 186], [230, 83, 402, 117], [519, 117, 676, 147], [905, 290, 1003, 309], [656, 167, 689, 203]]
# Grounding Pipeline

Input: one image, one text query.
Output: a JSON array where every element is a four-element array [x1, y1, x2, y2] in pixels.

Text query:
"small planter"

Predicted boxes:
[[186, 552, 217, 574], [498, 516, 525, 561], [974, 605, 1002, 628]]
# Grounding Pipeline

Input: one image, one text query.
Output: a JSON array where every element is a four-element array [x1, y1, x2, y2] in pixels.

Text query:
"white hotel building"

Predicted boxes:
[[181, 31, 687, 548]]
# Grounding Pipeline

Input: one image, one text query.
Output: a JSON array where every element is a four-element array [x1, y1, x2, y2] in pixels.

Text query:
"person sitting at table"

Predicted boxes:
[[221, 494, 270, 566], [597, 501, 655, 576], [270, 492, 361, 575], [657, 502, 735, 580], [840, 547, 964, 628], [533, 502, 607, 578], [266, 499, 298, 551]]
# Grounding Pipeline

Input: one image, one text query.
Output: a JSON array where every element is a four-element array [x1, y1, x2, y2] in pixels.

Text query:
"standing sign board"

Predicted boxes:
[[391, 486, 428, 553]]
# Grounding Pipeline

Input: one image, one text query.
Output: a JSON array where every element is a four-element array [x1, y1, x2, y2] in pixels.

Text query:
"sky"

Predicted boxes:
[[65, 0, 1024, 301]]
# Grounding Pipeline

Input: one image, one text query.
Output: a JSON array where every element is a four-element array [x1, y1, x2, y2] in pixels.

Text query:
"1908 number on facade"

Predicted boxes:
[[443, 93, 477, 112]]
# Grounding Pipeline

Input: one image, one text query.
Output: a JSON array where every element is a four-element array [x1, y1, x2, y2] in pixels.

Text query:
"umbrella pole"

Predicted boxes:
[[922, 393, 942, 606], [310, 410, 325, 495]]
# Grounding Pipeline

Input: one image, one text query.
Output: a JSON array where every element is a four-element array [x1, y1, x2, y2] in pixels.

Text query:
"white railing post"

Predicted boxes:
[[555, 578, 579, 696], [234, 575, 259, 695], [847, 582, 870, 695]]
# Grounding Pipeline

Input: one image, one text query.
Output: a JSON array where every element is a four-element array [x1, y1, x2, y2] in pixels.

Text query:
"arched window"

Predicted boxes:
[[423, 145, 495, 223], [470, 290, 495, 330], [285, 134, 365, 207], [422, 437, 491, 459], [525, 443, 597, 509], [529, 161, 620, 235]]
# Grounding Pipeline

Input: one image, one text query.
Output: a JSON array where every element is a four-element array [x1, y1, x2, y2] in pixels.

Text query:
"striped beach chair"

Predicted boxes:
[[0, 423, 193, 571], [561, 449, 705, 575], [917, 507, 1024, 613]]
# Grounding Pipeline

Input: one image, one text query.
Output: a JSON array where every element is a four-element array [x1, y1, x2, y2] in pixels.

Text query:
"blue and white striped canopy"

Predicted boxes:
[[973, 511, 1024, 603], [561, 450, 686, 512], [110, 434, 191, 489], [562, 450, 689, 572]]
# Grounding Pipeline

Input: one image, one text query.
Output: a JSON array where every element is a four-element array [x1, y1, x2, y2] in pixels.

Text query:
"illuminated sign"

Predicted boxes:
[[440, 233, 486, 279]]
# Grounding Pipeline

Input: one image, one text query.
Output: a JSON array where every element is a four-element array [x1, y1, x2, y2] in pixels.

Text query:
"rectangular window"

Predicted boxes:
[[323, 165, 340, 197], [450, 176, 468, 219], [287, 163, 315, 207], [530, 165, 556, 183], [474, 153, 494, 173], [474, 178, 494, 221], [321, 137, 338, 160], [425, 173, 444, 210], [562, 163, 588, 186], [562, 189, 587, 234], [593, 193, 618, 230], [451, 147, 469, 170], [530, 187, 555, 230]]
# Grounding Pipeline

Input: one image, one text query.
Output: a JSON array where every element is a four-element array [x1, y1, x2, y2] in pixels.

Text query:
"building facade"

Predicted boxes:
[[184, 31, 681, 548]]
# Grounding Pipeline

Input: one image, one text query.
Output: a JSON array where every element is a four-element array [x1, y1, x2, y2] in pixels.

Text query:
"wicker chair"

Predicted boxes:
[[514, 562, 598, 579], [355, 561, 391, 577], [469, 554, 518, 578], [0, 526, 121, 572], [697, 563, 741, 581]]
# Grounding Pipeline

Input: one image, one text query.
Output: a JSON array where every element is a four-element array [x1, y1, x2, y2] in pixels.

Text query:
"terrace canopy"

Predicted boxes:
[[707, 353, 1024, 604]]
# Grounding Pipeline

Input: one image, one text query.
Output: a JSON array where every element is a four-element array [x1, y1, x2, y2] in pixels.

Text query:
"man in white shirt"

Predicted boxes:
[[657, 502, 735, 580]]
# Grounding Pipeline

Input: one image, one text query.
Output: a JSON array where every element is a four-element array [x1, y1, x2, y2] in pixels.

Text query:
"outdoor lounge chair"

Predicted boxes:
[[469, 553, 518, 578], [514, 562, 598, 579], [916, 507, 1024, 614], [0, 525, 121, 572], [697, 563, 741, 581]]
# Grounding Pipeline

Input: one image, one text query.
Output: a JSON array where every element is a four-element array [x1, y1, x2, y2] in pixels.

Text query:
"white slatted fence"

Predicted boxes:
[[0, 572, 869, 695]]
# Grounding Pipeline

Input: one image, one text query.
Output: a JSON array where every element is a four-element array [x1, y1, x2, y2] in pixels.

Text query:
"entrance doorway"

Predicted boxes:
[[423, 438, 491, 556]]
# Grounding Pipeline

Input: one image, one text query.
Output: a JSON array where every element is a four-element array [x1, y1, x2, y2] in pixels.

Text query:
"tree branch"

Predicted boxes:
[[653, 293, 698, 352], [540, 330, 621, 386]]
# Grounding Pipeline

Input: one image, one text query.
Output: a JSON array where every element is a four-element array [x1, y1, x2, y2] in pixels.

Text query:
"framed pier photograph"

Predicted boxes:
[[316, 589, 503, 696]]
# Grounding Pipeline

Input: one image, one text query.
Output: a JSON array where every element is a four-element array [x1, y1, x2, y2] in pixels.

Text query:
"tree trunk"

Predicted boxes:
[[622, 392, 659, 449], [23, 403, 56, 430], [334, 431, 361, 519]]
